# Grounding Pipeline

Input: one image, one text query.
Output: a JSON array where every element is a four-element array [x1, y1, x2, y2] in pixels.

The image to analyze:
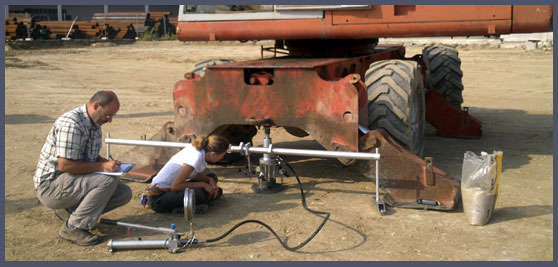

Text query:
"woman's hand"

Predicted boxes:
[[208, 176, 218, 190], [202, 183, 218, 198]]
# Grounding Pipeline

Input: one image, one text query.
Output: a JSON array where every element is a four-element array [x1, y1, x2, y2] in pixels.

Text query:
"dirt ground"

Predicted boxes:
[[3, 40, 553, 261]]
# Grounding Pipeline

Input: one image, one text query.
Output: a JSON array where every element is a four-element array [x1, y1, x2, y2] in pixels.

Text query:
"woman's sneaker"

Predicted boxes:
[[171, 207, 184, 214], [195, 204, 209, 215], [172, 204, 208, 215]]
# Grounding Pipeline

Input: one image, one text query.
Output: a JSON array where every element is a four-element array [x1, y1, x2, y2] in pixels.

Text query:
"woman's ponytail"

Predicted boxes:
[[192, 135, 229, 154], [192, 136, 209, 151]]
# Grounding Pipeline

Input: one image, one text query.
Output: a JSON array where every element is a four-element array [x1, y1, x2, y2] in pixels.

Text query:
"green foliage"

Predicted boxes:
[[138, 28, 177, 41], [138, 31, 159, 41], [159, 33, 177, 40]]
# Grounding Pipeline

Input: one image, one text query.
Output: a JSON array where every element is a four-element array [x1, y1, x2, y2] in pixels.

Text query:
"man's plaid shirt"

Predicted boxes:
[[33, 104, 102, 189]]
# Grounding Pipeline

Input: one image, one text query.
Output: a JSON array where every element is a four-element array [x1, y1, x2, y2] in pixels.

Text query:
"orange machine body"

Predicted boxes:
[[177, 5, 552, 41]]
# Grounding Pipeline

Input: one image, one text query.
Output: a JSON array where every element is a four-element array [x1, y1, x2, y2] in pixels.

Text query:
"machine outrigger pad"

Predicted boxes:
[[358, 129, 460, 210]]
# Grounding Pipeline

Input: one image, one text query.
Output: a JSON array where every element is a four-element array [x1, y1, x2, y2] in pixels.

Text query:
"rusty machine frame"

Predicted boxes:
[[121, 5, 552, 211]]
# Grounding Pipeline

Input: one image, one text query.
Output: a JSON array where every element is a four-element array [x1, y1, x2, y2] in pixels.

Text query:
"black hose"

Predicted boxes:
[[204, 161, 330, 252]]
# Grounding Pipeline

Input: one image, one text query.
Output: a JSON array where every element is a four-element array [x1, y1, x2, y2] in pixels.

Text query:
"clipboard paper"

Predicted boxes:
[[94, 163, 136, 176]]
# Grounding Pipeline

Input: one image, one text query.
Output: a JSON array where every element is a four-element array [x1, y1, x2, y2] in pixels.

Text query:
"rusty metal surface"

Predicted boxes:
[[425, 90, 482, 139], [171, 48, 403, 154], [358, 129, 460, 210], [217, 57, 355, 69], [512, 5, 554, 33], [116, 47, 408, 181], [177, 5, 552, 41], [173, 65, 360, 153]]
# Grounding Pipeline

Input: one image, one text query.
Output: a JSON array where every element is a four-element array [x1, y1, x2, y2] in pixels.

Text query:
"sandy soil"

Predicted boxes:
[[3, 40, 553, 261]]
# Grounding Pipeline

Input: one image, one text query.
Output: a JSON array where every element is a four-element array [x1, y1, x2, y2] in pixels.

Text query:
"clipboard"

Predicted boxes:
[[94, 163, 136, 176]]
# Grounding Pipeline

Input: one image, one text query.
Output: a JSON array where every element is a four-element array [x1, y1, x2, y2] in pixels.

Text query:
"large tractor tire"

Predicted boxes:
[[189, 58, 257, 163], [365, 60, 425, 157], [422, 45, 464, 108]]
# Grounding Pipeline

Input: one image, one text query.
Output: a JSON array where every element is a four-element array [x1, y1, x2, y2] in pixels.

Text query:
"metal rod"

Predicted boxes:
[[263, 127, 272, 161], [376, 148, 380, 203], [163, 15, 167, 36], [105, 138, 189, 149], [65, 16, 78, 38], [104, 137, 380, 160], [373, 147, 385, 214], [25, 13, 31, 39], [106, 132, 111, 159], [230, 146, 381, 160], [111, 221, 176, 234]]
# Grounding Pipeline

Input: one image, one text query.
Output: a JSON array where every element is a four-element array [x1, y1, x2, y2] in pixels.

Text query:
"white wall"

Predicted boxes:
[[500, 32, 553, 42]]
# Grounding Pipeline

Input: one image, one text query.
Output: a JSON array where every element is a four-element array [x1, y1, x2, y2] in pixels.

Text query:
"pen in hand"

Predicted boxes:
[[108, 155, 121, 170]]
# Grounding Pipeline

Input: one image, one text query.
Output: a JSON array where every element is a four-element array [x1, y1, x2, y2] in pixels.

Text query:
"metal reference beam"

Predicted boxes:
[[104, 137, 381, 161], [229, 144, 380, 160], [106, 138, 189, 148]]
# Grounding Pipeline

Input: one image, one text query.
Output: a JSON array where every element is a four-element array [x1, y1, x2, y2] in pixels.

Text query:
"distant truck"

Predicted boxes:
[[124, 5, 552, 210]]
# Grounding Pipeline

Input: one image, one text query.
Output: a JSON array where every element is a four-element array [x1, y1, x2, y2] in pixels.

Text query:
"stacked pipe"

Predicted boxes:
[[5, 11, 177, 41]]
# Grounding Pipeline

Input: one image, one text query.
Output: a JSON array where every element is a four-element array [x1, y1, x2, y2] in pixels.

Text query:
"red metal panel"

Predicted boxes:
[[512, 5, 553, 33], [177, 5, 551, 41], [173, 59, 361, 153], [331, 5, 512, 25], [425, 90, 482, 138], [177, 19, 512, 41]]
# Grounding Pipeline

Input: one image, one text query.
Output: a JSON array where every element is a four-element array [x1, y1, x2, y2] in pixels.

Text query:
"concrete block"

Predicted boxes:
[[524, 40, 538, 50]]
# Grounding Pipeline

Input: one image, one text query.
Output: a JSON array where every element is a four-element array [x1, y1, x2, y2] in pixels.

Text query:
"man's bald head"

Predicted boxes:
[[89, 91, 119, 107]]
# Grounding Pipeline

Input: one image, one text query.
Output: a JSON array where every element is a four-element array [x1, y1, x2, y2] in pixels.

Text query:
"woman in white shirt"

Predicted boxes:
[[146, 135, 229, 214]]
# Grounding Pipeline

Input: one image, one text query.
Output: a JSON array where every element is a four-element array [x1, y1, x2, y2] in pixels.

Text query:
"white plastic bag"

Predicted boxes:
[[461, 151, 497, 191], [461, 151, 503, 225]]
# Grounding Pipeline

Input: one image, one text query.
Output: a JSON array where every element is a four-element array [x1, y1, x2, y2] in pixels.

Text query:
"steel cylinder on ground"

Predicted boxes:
[[365, 59, 425, 157]]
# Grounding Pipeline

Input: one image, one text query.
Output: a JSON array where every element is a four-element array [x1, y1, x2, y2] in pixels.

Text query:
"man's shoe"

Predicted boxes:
[[58, 222, 101, 246], [54, 209, 71, 221]]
